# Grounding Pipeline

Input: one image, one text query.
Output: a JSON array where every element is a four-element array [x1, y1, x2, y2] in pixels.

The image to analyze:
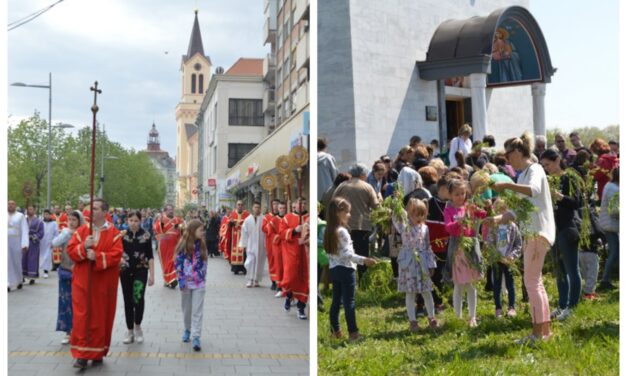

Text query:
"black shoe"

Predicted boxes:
[[29, 279, 35, 285], [73, 359, 88, 369], [17, 284, 22, 290], [92, 359, 103, 366], [43, 270, 48, 274], [169, 280, 178, 289], [271, 282, 277, 291], [284, 298, 291, 312]]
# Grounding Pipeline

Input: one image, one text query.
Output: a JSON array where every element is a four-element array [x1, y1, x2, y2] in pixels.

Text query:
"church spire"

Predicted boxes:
[[184, 9, 205, 63]]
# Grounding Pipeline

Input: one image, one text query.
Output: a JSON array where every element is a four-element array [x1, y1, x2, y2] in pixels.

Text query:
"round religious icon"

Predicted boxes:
[[260, 173, 277, 191], [275, 155, 292, 174], [289, 145, 309, 167]]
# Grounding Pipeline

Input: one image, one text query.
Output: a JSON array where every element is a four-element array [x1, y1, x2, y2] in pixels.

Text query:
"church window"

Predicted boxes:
[[191, 74, 197, 94], [199, 74, 204, 94]]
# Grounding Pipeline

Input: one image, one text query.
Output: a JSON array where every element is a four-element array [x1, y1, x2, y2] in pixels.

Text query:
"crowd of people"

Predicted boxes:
[[318, 127, 619, 344], [7, 196, 310, 369]]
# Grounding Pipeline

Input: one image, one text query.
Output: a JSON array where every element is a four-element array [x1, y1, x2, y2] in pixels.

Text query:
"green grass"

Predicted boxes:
[[317, 263, 619, 376]]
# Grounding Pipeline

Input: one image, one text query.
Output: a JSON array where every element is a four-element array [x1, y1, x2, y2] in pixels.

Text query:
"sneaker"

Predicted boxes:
[[284, 298, 291, 312], [348, 332, 365, 343], [134, 328, 144, 343], [506, 307, 517, 318], [550, 308, 563, 320], [182, 329, 191, 343], [29, 279, 35, 285], [73, 358, 88, 369], [495, 309, 503, 318], [43, 272, 49, 279], [555, 307, 572, 321], [123, 331, 134, 344], [246, 281, 253, 288], [469, 317, 478, 327], [61, 334, 70, 345], [409, 321, 420, 333], [274, 290, 283, 298], [297, 308, 307, 320], [192, 337, 201, 352]]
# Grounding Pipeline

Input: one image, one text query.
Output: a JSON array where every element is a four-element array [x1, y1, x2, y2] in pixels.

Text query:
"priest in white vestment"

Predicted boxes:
[[8, 200, 29, 291], [239, 202, 266, 287], [39, 209, 59, 278]]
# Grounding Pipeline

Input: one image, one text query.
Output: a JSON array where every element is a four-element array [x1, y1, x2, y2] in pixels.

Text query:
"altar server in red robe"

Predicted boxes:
[[153, 204, 183, 288]]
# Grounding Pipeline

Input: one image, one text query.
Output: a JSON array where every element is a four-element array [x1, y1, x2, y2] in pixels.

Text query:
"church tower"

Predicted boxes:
[[175, 9, 212, 206]]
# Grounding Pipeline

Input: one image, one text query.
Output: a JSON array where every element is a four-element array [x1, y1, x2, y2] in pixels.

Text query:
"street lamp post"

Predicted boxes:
[[11, 72, 54, 209]]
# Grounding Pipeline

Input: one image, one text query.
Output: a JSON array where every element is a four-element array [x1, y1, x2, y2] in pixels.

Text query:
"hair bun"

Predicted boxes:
[[520, 131, 534, 153]]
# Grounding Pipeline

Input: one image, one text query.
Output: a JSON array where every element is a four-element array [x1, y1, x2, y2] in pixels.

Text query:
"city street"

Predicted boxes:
[[8, 254, 309, 376]]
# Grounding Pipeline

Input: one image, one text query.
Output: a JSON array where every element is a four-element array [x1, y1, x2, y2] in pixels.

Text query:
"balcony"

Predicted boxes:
[[295, 81, 309, 112], [263, 16, 277, 45], [263, 89, 275, 115], [295, 31, 309, 70], [263, 53, 276, 83], [294, 0, 309, 23]]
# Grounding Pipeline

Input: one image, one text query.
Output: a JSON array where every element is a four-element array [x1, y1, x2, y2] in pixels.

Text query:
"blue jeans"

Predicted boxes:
[[553, 228, 582, 309], [492, 262, 515, 310], [602, 232, 619, 283], [329, 266, 358, 334]]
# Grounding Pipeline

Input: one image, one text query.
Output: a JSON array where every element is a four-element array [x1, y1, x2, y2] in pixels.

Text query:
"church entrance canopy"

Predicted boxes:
[[416, 6, 556, 142]]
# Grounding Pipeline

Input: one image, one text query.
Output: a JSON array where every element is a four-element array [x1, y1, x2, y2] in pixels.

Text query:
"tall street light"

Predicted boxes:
[[11, 72, 53, 209]]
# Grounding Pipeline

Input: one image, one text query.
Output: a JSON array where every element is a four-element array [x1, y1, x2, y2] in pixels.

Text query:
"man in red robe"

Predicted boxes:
[[153, 204, 183, 288], [262, 199, 280, 290], [226, 200, 249, 274], [280, 197, 309, 320], [67, 198, 123, 369], [218, 210, 230, 258], [271, 201, 288, 298]]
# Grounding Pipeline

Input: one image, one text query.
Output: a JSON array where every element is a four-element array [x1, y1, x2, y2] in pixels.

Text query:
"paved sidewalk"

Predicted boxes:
[[8, 253, 309, 375]]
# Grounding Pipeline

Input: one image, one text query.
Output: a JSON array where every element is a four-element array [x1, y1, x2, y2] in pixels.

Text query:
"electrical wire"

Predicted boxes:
[[8, 0, 65, 31]]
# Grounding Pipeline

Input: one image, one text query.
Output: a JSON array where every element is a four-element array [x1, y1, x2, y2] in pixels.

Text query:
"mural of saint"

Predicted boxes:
[[491, 27, 523, 83]]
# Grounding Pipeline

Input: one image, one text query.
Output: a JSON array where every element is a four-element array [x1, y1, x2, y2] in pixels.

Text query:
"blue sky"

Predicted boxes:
[[529, 0, 618, 131], [7, 0, 267, 155], [6, 0, 619, 157]]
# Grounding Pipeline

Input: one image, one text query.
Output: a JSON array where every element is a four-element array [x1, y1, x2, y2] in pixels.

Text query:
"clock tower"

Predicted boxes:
[[175, 9, 212, 206]]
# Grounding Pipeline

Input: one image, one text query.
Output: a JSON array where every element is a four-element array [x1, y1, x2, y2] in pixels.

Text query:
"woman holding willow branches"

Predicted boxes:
[[491, 132, 555, 345]]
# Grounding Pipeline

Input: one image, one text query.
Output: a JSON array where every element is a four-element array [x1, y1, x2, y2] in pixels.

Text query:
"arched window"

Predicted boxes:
[[199, 74, 204, 94], [191, 74, 196, 94]]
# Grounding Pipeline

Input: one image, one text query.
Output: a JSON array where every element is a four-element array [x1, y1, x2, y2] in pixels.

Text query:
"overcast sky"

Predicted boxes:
[[7, 0, 266, 155], [7, 0, 619, 157]]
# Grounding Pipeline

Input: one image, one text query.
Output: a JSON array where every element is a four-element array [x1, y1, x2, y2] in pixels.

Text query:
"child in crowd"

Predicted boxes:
[[393, 198, 439, 331], [324, 197, 377, 342], [444, 179, 484, 327], [483, 199, 522, 318], [174, 219, 208, 352]]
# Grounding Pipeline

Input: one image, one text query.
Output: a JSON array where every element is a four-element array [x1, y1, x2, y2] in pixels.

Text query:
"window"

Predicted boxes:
[[228, 99, 264, 126], [191, 74, 196, 94], [199, 74, 204, 94], [228, 143, 257, 168]]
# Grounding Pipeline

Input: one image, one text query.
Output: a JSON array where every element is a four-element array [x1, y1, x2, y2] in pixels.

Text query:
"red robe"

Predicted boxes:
[[67, 222, 123, 360], [153, 216, 183, 284], [262, 213, 278, 283], [57, 213, 69, 230], [225, 210, 249, 266], [279, 212, 309, 304], [218, 215, 230, 258]]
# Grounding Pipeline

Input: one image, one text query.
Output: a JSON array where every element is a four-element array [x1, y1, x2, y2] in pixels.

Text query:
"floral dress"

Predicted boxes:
[[393, 218, 437, 293]]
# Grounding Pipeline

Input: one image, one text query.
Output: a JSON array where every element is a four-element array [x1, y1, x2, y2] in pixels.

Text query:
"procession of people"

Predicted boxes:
[[7, 196, 310, 369], [318, 130, 619, 344]]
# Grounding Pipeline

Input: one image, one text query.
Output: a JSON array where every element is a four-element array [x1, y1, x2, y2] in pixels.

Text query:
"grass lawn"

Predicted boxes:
[[317, 262, 619, 376]]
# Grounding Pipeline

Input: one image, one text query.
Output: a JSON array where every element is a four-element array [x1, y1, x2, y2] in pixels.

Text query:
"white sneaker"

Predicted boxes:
[[550, 308, 562, 320], [61, 335, 70, 345], [246, 281, 253, 288], [123, 331, 134, 344], [555, 307, 572, 321], [43, 273, 49, 279], [274, 290, 283, 298], [134, 328, 144, 343]]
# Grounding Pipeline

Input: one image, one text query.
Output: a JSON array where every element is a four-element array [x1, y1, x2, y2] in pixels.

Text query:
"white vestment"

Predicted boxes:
[[239, 214, 266, 283], [39, 220, 58, 272], [8, 212, 29, 287]]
